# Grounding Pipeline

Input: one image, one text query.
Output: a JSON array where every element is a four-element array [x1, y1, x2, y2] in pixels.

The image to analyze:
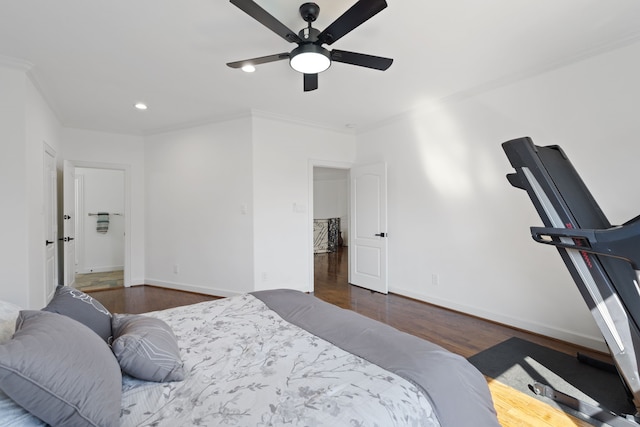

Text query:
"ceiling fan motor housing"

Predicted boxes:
[[299, 3, 320, 22]]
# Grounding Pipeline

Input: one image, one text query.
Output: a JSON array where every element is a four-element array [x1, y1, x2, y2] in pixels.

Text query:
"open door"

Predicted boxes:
[[349, 162, 388, 294], [62, 161, 76, 287], [44, 145, 58, 301]]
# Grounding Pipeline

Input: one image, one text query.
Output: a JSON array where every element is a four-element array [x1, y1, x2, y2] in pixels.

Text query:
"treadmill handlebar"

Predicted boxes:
[[530, 219, 640, 270]]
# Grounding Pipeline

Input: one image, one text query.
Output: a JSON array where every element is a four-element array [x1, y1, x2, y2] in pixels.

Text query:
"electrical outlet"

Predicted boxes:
[[261, 272, 268, 282], [174, 264, 180, 274], [431, 274, 439, 286]]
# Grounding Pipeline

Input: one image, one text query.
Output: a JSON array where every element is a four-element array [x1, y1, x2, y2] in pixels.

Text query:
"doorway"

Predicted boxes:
[[63, 161, 130, 291], [311, 165, 350, 293], [309, 161, 389, 294], [74, 167, 125, 291]]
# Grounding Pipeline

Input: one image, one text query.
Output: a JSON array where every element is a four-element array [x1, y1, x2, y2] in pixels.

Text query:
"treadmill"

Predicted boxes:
[[503, 137, 640, 425]]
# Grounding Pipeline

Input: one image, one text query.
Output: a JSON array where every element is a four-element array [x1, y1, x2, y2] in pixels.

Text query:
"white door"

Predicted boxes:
[[62, 161, 76, 286], [43, 145, 58, 301], [349, 162, 388, 293]]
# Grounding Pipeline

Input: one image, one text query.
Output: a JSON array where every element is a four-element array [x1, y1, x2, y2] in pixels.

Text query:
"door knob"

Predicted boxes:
[[374, 233, 387, 237], [45, 240, 54, 246]]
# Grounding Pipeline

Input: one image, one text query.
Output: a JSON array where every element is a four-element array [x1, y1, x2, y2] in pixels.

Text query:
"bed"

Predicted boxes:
[[0, 287, 499, 426]]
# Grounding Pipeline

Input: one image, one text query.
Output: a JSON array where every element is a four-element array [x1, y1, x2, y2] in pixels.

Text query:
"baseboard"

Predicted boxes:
[[128, 278, 146, 287], [390, 286, 608, 352], [79, 266, 124, 274], [144, 278, 242, 298]]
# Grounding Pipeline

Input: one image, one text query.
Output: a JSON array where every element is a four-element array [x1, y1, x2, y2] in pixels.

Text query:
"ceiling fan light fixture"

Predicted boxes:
[[289, 44, 331, 74]]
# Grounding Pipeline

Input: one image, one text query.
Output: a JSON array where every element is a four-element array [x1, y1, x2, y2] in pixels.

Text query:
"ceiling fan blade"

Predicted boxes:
[[318, 0, 387, 45], [229, 0, 302, 43], [227, 53, 290, 69], [304, 73, 318, 91], [330, 50, 393, 70]]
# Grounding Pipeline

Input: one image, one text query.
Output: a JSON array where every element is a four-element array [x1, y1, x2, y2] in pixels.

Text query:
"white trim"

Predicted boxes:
[[308, 159, 353, 292], [74, 174, 84, 277], [363, 32, 640, 136], [79, 266, 124, 274], [252, 109, 356, 135], [144, 279, 241, 298], [142, 110, 252, 136], [64, 160, 132, 287], [0, 54, 33, 71], [391, 285, 608, 352], [43, 142, 58, 303]]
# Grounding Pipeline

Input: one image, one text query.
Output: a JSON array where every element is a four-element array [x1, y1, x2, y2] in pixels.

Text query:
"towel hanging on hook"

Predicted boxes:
[[96, 212, 109, 234]]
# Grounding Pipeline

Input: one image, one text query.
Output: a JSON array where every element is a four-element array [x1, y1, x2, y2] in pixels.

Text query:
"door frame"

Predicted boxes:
[[307, 159, 353, 292], [63, 160, 132, 287], [43, 143, 58, 302]]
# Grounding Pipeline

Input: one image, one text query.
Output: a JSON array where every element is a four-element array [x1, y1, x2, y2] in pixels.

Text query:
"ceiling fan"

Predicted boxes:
[[226, 0, 393, 91]]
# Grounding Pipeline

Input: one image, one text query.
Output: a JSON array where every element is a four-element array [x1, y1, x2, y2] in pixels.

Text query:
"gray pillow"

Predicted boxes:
[[0, 310, 122, 427], [112, 314, 185, 382], [42, 285, 112, 342]]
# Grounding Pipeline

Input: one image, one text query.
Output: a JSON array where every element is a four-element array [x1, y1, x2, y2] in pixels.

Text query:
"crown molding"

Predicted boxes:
[[144, 108, 357, 138], [142, 110, 253, 136], [0, 54, 33, 71], [250, 109, 356, 135], [0, 54, 64, 123], [362, 33, 640, 135]]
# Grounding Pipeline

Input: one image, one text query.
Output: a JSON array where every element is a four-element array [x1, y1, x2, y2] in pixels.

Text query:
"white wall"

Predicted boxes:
[[144, 118, 254, 296], [356, 40, 640, 350], [4, 38, 637, 350], [252, 115, 357, 292], [313, 169, 348, 246], [26, 76, 62, 307], [0, 64, 62, 309], [0, 67, 29, 307], [144, 114, 356, 296], [62, 128, 145, 285], [75, 168, 125, 273]]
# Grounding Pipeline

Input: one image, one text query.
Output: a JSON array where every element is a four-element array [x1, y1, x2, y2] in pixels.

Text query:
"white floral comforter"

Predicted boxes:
[[120, 293, 440, 426]]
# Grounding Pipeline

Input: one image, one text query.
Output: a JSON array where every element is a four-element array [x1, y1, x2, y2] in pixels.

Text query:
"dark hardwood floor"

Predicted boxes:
[[88, 284, 219, 314], [88, 246, 609, 427], [89, 246, 607, 360], [314, 247, 608, 360]]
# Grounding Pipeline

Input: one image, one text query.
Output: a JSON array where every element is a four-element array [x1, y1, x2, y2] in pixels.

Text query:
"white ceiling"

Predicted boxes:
[[2, 0, 640, 135]]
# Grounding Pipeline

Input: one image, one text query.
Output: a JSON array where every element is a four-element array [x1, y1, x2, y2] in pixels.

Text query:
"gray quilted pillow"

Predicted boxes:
[[0, 310, 122, 427], [112, 314, 185, 382], [42, 286, 112, 342]]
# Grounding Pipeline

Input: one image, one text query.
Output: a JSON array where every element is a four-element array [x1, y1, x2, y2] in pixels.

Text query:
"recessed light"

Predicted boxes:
[[241, 64, 256, 73], [134, 102, 148, 110]]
